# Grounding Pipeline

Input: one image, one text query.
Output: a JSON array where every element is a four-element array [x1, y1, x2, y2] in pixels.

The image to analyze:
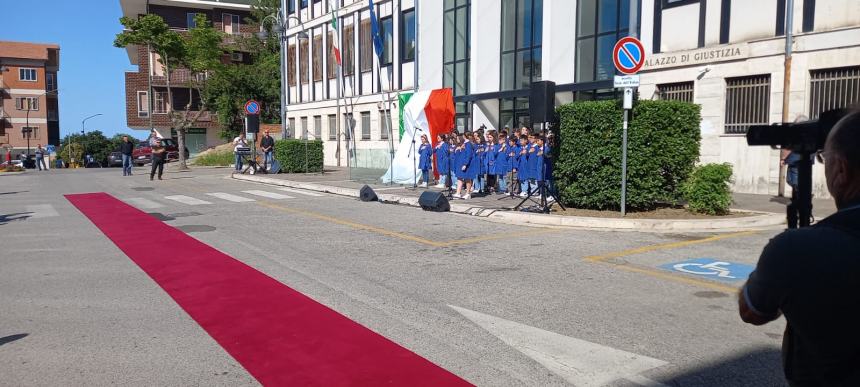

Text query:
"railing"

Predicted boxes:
[[657, 82, 694, 103], [810, 66, 860, 119]]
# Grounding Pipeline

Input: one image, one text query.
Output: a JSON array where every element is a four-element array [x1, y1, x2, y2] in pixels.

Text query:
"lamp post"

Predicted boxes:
[[23, 89, 59, 167], [80, 113, 102, 167], [259, 5, 307, 142]]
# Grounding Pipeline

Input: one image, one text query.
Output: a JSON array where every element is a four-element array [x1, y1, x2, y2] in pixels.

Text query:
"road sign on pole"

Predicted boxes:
[[612, 37, 644, 216], [244, 100, 261, 116], [613, 37, 645, 75]]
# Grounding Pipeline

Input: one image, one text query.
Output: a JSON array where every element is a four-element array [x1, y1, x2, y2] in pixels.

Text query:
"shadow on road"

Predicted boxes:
[[0, 191, 28, 196], [0, 212, 32, 225], [0, 333, 29, 347], [659, 347, 786, 387]]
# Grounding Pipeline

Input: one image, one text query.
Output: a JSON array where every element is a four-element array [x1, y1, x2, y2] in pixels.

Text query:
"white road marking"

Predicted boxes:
[[25, 204, 59, 218], [449, 305, 669, 387], [164, 195, 213, 206], [123, 197, 164, 209], [276, 187, 324, 197], [241, 190, 294, 200], [206, 192, 256, 203]]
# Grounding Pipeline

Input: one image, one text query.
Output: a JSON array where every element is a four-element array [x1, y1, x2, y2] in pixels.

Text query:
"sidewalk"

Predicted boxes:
[[232, 167, 791, 232]]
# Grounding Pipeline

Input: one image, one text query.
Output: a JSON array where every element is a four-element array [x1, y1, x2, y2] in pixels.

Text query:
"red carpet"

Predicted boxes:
[[66, 193, 471, 386]]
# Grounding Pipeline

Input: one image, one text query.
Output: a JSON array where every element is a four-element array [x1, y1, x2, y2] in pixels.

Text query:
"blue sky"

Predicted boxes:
[[2, 1, 142, 139]]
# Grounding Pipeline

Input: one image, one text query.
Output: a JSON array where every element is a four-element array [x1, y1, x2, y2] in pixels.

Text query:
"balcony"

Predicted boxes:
[[151, 69, 206, 86]]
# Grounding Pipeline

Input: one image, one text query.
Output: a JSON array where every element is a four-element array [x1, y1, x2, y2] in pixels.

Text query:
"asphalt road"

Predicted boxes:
[[0, 167, 790, 386]]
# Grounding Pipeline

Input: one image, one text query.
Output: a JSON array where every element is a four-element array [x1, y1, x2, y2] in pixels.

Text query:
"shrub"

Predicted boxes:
[[683, 163, 734, 215], [555, 99, 701, 211], [2, 165, 25, 173], [192, 150, 234, 166], [274, 139, 323, 173]]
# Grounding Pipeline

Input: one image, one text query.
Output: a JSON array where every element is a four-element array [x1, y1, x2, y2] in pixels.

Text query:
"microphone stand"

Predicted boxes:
[[406, 126, 423, 190]]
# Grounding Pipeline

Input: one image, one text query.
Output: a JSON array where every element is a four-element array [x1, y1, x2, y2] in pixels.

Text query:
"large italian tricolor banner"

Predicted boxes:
[[381, 88, 455, 184]]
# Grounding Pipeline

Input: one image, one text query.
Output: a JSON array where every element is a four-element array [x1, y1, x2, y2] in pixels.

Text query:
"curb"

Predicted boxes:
[[231, 173, 785, 232], [0, 171, 26, 176]]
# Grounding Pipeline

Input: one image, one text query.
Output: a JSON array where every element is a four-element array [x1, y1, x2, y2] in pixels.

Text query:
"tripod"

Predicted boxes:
[[406, 127, 424, 190], [514, 144, 565, 213]]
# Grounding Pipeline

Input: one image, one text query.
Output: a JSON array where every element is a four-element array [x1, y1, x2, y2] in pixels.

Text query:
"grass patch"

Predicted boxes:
[[192, 150, 234, 167]]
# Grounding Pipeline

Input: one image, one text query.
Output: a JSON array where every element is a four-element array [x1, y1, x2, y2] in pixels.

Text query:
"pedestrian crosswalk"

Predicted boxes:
[[164, 195, 214, 206], [242, 190, 294, 200], [206, 192, 256, 203]]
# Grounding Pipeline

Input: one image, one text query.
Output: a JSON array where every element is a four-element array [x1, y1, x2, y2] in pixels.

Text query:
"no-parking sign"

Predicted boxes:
[[244, 100, 261, 115], [613, 37, 645, 75]]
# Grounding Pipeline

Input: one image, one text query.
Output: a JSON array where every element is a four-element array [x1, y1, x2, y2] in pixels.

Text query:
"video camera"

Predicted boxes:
[[746, 108, 851, 229], [747, 108, 850, 153]]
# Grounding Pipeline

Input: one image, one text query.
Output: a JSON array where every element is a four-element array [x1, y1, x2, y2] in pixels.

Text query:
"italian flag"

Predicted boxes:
[[330, 12, 342, 66]]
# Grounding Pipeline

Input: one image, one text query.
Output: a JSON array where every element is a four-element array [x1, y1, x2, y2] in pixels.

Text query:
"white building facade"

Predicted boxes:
[[285, 0, 860, 196]]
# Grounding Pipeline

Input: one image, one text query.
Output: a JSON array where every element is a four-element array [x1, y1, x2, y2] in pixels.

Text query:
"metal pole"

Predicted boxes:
[[621, 108, 628, 216], [778, 0, 794, 197], [413, 0, 419, 91], [629, 0, 638, 38], [332, 0, 343, 169], [280, 0, 289, 141]]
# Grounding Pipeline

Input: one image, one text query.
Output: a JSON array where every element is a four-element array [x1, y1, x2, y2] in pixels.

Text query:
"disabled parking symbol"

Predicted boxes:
[[659, 258, 754, 283]]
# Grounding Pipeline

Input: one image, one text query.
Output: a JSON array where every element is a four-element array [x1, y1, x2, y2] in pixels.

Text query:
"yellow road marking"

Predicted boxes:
[[584, 231, 759, 262], [592, 260, 740, 293], [445, 228, 560, 246]]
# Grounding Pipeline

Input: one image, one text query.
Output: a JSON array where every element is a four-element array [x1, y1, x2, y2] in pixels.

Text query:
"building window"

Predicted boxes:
[[313, 115, 322, 139], [19, 68, 37, 82], [313, 34, 323, 82], [300, 40, 309, 84], [22, 126, 39, 139], [301, 0, 308, 9], [289, 0, 296, 14], [379, 110, 391, 139], [153, 90, 168, 113], [499, 97, 531, 131], [15, 97, 39, 111], [381, 16, 393, 66], [662, 0, 699, 8], [343, 23, 355, 76], [328, 114, 337, 140], [327, 31, 337, 78], [187, 13, 205, 29], [301, 116, 308, 139], [288, 44, 297, 86], [360, 112, 371, 140], [500, 0, 542, 91], [46, 73, 57, 91], [444, 0, 471, 131], [809, 66, 860, 119], [401, 9, 416, 62], [657, 81, 694, 102], [137, 91, 150, 118], [48, 110, 59, 121], [222, 13, 241, 34], [360, 19, 373, 73], [725, 75, 771, 134], [288, 117, 296, 138], [575, 0, 630, 83]]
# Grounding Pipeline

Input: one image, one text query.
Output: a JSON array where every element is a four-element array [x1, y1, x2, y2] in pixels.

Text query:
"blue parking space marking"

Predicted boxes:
[[658, 258, 755, 283]]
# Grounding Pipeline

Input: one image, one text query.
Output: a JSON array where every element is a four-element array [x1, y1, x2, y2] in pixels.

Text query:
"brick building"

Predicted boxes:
[[119, 0, 256, 155], [0, 41, 61, 156]]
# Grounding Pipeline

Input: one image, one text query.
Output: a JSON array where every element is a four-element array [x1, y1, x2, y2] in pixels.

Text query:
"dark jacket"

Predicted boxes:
[[120, 141, 134, 156], [260, 136, 275, 152]]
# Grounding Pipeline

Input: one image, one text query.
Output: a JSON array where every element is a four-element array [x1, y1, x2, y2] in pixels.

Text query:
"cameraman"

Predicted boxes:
[[739, 110, 860, 386]]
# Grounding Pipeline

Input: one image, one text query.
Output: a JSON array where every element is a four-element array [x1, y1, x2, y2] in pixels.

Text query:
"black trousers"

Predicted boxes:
[[150, 157, 165, 179]]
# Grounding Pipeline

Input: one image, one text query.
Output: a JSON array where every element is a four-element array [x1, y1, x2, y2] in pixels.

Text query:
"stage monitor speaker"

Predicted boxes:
[[529, 80, 556, 124], [418, 191, 450, 212], [359, 185, 378, 202]]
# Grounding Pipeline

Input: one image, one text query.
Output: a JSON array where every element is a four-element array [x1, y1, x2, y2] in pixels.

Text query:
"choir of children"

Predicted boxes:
[[422, 126, 554, 200]]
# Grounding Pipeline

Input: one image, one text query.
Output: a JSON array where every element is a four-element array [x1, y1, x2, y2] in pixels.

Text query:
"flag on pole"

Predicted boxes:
[[330, 11, 342, 66], [368, 0, 384, 60]]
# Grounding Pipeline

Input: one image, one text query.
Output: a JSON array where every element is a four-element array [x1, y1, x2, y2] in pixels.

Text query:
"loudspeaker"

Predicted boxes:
[[418, 191, 450, 212], [359, 185, 378, 202], [245, 114, 260, 134], [529, 80, 556, 124]]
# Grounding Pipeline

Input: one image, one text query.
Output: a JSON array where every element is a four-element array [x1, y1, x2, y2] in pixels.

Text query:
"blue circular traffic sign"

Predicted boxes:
[[244, 100, 261, 115], [613, 37, 645, 75]]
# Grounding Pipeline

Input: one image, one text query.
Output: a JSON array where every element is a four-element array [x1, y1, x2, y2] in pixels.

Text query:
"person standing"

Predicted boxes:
[[34, 144, 47, 171], [260, 130, 275, 170], [434, 134, 449, 188], [233, 133, 247, 172], [149, 138, 166, 181], [119, 136, 135, 176], [418, 135, 433, 188]]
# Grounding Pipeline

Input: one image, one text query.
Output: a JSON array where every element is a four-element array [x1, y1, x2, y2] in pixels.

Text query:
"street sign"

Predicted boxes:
[[613, 37, 645, 75], [659, 258, 755, 283], [613, 75, 640, 88], [244, 100, 261, 115]]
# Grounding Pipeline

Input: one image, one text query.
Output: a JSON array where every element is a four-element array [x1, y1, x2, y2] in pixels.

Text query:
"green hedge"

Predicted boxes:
[[555, 100, 701, 211], [683, 163, 734, 215], [274, 139, 324, 173]]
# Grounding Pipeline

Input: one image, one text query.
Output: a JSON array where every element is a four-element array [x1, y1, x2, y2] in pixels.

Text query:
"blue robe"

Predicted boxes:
[[493, 143, 510, 175], [527, 143, 540, 181], [461, 141, 478, 180], [418, 143, 433, 171], [435, 142, 450, 174], [517, 144, 531, 180]]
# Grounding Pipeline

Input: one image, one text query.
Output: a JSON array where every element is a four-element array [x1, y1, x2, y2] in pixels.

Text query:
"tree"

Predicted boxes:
[[115, 14, 223, 170], [57, 131, 112, 167]]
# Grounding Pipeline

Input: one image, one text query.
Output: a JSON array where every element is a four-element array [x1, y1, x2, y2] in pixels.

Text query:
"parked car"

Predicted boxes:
[[132, 138, 190, 166], [107, 151, 123, 167]]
